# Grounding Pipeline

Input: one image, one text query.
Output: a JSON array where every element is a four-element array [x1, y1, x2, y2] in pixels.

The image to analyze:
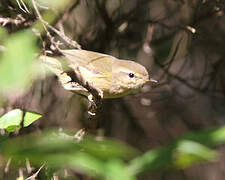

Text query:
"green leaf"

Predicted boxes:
[[182, 126, 225, 147], [105, 160, 136, 180], [0, 109, 42, 132], [128, 126, 225, 175], [54, 152, 106, 177], [0, 30, 38, 92], [0, 130, 137, 178], [0, 109, 23, 131], [23, 111, 42, 127], [77, 136, 139, 161], [6, 125, 21, 133], [127, 145, 173, 175], [173, 140, 219, 168]]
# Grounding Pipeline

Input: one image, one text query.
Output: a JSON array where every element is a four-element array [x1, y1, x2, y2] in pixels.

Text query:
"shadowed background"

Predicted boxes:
[[1, 0, 225, 179]]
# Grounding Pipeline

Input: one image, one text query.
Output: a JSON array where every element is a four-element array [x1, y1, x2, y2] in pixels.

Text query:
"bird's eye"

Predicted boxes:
[[129, 73, 135, 78]]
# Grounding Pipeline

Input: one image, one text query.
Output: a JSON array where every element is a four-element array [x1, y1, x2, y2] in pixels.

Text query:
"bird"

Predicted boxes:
[[40, 49, 157, 99]]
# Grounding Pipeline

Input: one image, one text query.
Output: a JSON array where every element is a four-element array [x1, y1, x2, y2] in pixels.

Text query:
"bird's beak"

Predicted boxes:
[[147, 77, 158, 83]]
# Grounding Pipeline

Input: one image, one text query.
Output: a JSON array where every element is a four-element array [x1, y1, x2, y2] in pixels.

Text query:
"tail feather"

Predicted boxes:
[[40, 55, 64, 76]]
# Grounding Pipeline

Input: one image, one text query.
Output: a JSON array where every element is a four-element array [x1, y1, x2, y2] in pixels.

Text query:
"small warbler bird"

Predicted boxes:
[[40, 49, 157, 99]]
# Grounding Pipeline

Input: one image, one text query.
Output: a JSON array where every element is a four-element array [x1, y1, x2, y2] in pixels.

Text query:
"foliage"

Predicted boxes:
[[0, 30, 38, 93], [0, 130, 138, 179], [0, 125, 225, 179], [0, 109, 42, 132], [0, 0, 225, 179]]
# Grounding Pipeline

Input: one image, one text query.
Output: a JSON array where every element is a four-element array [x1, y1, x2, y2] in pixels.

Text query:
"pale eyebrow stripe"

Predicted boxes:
[[116, 69, 143, 79]]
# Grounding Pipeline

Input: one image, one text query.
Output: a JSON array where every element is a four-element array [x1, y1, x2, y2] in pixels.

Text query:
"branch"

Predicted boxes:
[[0, 16, 26, 26], [32, 0, 81, 49], [16, 0, 30, 13], [25, 163, 45, 180]]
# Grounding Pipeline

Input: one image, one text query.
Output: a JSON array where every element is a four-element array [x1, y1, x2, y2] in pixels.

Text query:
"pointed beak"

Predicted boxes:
[[147, 77, 158, 83]]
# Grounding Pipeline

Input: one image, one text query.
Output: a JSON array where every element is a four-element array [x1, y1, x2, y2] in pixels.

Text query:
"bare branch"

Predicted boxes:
[[25, 163, 45, 180], [4, 158, 11, 173], [32, 0, 81, 49], [0, 16, 26, 26], [16, 0, 30, 13]]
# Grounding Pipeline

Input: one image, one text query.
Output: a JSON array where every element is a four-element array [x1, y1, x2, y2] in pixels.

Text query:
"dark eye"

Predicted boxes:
[[129, 73, 134, 78]]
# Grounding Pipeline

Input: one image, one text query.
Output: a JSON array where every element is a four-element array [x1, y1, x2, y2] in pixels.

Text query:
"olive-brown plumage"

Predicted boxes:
[[41, 49, 154, 99]]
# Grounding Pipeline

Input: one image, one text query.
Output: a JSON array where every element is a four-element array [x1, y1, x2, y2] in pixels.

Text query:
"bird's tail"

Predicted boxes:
[[39, 55, 64, 76]]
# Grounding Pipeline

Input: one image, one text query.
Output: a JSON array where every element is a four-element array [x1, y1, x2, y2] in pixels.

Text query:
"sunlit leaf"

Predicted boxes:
[[173, 140, 219, 168], [0, 109, 23, 132], [16, 177, 24, 180], [0, 109, 42, 132], [183, 126, 225, 147], [23, 111, 42, 127]]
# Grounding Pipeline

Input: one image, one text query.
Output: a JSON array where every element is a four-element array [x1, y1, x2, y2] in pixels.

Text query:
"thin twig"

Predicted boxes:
[[4, 158, 11, 173], [26, 158, 34, 174], [31, 0, 48, 33], [74, 128, 86, 142], [36, 2, 49, 10], [18, 168, 24, 180], [53, 173, 59, 180], [56, 0, 80, 25], [0, 16, 26, 26], [46, 23, 81, 49], [19, 0, 30, 13], [31, 0, 81, 49], [25, 163, 45, 180], [16, 0, 27, 13], [16, 0, 30, 13]]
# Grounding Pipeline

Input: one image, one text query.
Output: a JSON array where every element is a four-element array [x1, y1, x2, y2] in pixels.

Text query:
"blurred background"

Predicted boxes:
[[0, 0, 225, 179]]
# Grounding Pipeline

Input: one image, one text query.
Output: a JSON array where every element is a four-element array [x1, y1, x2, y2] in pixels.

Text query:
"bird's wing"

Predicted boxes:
[[40, 55, 64, 76], [40, 55, 87, 92], [61, 49, 113, 76], [61, 50, 114, 93]]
